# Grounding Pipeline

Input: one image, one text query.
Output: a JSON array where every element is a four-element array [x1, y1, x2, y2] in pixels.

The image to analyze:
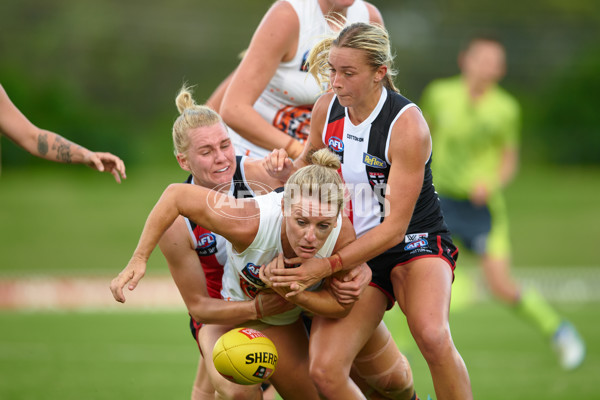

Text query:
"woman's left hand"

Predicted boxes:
[[268, 256, 331, 297], [329, 263, 372, 305]]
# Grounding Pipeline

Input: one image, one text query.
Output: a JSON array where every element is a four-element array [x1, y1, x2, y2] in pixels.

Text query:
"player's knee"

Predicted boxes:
[[309, 362, 345, 396], [191, 386, 213, 400], [412, 324, 453, 362]]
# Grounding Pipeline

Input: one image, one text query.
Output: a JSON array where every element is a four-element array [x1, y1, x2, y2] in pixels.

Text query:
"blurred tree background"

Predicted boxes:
[[1, 0, 599, 168]]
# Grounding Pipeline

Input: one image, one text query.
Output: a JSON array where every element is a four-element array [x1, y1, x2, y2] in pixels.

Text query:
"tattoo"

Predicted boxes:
[[52, 136, 72, 163], [37, 133, 49, 155]]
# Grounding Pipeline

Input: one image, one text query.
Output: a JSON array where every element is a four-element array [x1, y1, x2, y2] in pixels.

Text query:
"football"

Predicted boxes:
[[212, 327, 278, 385]]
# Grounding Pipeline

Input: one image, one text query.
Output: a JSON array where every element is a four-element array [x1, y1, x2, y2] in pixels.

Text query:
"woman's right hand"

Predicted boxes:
[[109, 256, 147, 303], [262, 148, 296, 182]]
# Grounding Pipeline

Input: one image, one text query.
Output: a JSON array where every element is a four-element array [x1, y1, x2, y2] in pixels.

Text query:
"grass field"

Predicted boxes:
[[0, 302, 597, 400]]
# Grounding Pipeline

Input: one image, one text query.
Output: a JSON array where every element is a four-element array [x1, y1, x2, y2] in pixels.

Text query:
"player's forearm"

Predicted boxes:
[[34, 130, 91, 164], [291, 289, 350, 319], [132, 185, 183, 262], [188, 298, 258, 326], [499, 147, 519, 188]]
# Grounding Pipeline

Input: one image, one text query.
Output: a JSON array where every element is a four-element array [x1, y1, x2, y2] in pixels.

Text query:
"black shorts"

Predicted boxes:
[[368, 230, 458, 308], [439, 196, 491, 255]]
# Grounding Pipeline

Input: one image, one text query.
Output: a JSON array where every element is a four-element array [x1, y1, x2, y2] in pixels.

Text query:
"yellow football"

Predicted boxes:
[[212, 327, 278, 385]]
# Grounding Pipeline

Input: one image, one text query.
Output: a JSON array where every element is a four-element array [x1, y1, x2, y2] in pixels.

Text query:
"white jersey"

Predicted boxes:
[[221, 191, 343, 325], [230, 0, 370, 158]]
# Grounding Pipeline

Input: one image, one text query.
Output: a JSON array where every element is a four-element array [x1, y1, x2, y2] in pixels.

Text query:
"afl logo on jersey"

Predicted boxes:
[[241, 263, 265, 287], [363, 153, 387, 169], [196, 233, 217, 256], [328, 137, 344, 153]]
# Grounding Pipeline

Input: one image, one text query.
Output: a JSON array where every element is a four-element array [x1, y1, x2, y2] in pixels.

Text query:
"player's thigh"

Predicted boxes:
[[391, 257, 453, 331], [262, 320, 319, 400], [310, 286, 388, 368]]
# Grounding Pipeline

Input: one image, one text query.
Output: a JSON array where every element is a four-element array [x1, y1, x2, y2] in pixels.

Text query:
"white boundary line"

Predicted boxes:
[[0, 267, 598, 310]]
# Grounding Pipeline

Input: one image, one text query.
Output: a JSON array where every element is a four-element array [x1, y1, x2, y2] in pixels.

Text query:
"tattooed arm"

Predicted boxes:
[[0, 84, 126, 182]]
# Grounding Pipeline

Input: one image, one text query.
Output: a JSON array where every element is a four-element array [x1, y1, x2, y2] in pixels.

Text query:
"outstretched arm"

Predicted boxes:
[[111, 184, 259, 302], [0, 84, 126, 182]]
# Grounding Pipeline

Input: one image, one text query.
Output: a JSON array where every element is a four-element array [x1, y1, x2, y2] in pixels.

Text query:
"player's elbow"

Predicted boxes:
[[163, 183, 186, 203], [219, 102, 241, 132]]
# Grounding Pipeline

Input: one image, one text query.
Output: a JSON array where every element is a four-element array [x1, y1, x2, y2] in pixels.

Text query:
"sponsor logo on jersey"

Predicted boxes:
[[363, 153, 387, 169], [405, 233, 429, 243], [241, 262, 265, 287], [347, 133, 364, 142], [328, 136, 344, 153], [196, 233, 218, 256], [404, 239, 428, 251]]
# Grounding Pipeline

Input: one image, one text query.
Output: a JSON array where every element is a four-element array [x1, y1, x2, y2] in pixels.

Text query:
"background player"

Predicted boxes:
[[419, 35, 585, 370], [216, 0, 383, 159]]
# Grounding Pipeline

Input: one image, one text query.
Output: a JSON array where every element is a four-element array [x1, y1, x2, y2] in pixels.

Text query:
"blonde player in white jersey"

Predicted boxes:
[[214, 0, 383, 159]]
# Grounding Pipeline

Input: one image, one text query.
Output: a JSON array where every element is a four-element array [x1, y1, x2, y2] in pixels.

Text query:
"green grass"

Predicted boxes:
[[0, 311, 198, 399], [0, 302, 597, 399], [0, 163, 183, 277]]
